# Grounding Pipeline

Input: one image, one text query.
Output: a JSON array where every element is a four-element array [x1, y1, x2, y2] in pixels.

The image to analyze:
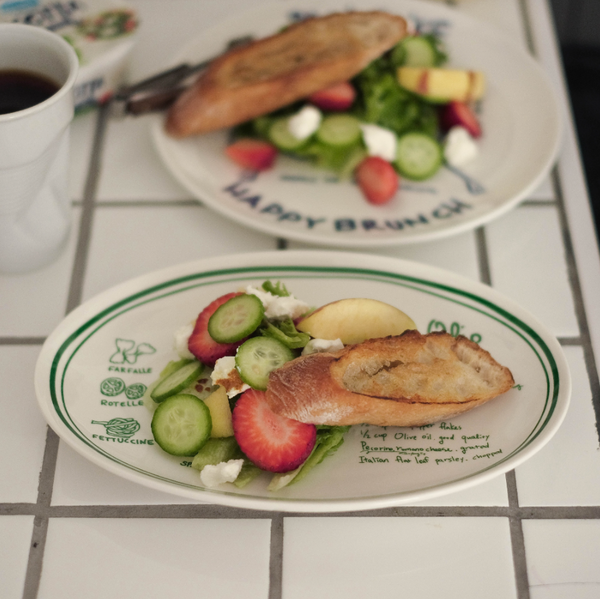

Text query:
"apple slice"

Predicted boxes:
[[204, 386, 234, 438], [295, 298, 416, 345], [397, 67, 485, 103]]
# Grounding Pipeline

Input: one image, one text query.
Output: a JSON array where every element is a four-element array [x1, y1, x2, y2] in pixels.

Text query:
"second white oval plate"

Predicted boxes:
[[152, 0, 561, 247], [35, 251, 570, 512]]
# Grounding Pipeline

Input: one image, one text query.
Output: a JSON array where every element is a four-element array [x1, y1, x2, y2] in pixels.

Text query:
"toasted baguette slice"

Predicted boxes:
[[166, 11, 407, 137], [266, 330, 514, 427]]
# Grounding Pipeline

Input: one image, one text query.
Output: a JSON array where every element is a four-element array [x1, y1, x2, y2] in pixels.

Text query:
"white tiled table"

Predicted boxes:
[[2, 1, 600, 598]]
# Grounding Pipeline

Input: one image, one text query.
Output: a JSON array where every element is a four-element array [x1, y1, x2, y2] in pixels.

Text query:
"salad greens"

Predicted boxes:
[[291, 425, 350, 485], [147, 280, 350, 492], [226, 280, 310, 350], [261, 280, 291, 297], [232, 33, 449, 176], [353, 32, 447, 138], [268, 425, 350, 490], [352, 58, 439, 138], [260, 318, 311, 350], [257, 280, 312, 349]]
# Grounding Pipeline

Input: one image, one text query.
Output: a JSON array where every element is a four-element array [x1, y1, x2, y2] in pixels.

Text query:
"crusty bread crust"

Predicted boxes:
[[166, 11, 407, 137], [265, 330, 514, 427]]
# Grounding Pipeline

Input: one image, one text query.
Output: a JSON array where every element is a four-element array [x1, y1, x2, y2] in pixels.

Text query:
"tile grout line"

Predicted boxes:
[[512, 0, 600, 591], [3, 503, 599, 519], [20, 428, 61, 599], [474, 227, 491, 287], [522, 0, 600, 441], [0, 337, 46, 345], [8, 6, 596, 599], [268, 514, 284, 599], [558, 336, 586, 345], [506, 3, 543, 598], [92, 198, 202, 208], [476, 220, 531, 599], [518, 2, 600, 435], [85, 198, 557, 209], [506, 470, 531, 599], [21, 104, 109, 599], [65, 103, 110, 314], [518, 0, 537, 55], [551, 165, 600, 440], [521, 199, 557, 207]]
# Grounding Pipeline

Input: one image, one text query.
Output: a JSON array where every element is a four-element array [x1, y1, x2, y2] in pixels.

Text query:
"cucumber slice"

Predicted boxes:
[[208, 294, 264, 343], [235, 337, 294, 390], [268, 117, 306, 150], [316, 114, 361, 147], [391, 35, 447, 68], [395, 132, 443, 181], [151, 393, 212, 456], [393, 36, 437, 67], [159, 357, 192, 379], [150, 360, 204, 403]]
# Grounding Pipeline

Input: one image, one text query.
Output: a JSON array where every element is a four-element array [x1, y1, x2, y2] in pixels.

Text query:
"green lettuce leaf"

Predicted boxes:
[[260, 318, 310, 349], [353, 64, 438, 137], [268, 426, 351, 490], [261, 280, 290, 297]]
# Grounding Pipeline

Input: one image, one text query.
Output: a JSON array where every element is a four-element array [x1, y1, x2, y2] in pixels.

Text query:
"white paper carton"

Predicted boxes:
[[0, 0, 139, 110]]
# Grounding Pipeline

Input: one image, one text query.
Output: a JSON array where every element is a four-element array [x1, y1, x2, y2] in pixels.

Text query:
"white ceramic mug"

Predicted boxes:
[[0, 24, 79, 273]]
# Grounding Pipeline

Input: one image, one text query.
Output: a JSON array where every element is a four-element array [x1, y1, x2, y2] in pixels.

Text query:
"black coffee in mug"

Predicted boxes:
[[0, 69, 60, 115]]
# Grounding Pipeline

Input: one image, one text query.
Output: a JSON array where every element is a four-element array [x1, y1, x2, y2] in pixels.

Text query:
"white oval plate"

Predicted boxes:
[[35, 251, 570, 512], [151, 0, 561, 248]]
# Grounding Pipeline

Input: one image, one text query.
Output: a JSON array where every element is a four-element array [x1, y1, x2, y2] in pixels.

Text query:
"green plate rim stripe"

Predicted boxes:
[[52, 266, 557, 465], [48, 264, 560, 495], [52, 268, 557, 468], [51, 266, 557, 450]]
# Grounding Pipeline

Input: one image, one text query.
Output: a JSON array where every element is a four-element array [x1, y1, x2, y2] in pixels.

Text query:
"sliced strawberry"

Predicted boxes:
[[355, 156, 399, 205], [439, 101, 482, 138], [225, 138, 278, 171], [308, 82, 356, 111], [188, 292, 245, 366], [233, 389, 316, 473]]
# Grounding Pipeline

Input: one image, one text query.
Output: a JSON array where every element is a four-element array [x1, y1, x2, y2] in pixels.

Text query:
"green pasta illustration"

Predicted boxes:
[[100, 377, 126, 396], [125, 383, 147, 400], [91, 418, 141, 438]]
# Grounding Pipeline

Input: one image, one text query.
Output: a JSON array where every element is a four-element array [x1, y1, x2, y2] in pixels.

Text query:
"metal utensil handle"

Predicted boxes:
[[109, 61, 207, 118], [110, 35, 254, 118]]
